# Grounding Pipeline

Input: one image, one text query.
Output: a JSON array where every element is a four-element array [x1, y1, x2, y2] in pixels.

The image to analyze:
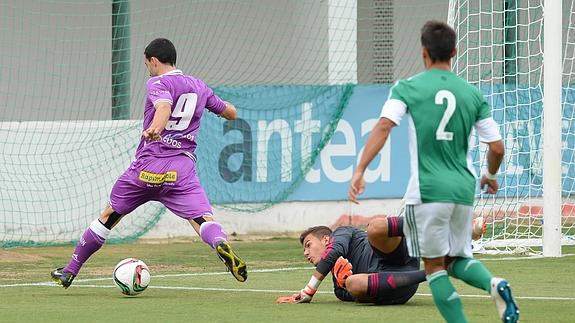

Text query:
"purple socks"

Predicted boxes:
[[63, 220, 227, 275], [199, 221, 227, 248], [64, 220, 110, 275]]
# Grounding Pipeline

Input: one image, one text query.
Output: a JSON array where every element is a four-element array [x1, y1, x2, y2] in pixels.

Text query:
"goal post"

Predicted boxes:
[[543, 0, 562, 257], [112, 0, 131, 120]]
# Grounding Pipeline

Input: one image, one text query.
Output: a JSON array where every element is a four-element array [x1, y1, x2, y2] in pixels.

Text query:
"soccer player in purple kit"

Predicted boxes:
[[51, 38, 247, 288]]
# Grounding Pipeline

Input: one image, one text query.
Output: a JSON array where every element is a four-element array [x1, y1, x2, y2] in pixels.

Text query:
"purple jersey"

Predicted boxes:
[[135, 69, 226, 160]]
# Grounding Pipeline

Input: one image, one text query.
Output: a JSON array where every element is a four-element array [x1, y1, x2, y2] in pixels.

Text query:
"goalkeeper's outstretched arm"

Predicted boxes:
[[276, 255, 354, 304], [276, 270, 325, 304]]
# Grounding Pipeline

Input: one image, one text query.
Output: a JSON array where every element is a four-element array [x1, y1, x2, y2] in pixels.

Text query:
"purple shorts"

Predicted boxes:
[[109, 155, 212, 219]]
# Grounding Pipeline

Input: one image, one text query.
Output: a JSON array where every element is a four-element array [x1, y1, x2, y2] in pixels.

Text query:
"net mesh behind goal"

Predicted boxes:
[[449, 0, 575, 254]]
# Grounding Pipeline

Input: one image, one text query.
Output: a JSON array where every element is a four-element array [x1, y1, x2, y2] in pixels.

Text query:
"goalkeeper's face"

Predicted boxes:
[[302, 234, 330, 266]]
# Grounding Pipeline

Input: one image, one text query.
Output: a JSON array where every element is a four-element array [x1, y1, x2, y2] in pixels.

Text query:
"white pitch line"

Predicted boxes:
[[0, 267, 313, 287]]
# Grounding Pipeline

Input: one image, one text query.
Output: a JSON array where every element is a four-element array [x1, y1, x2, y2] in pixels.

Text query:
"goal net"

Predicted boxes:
[[449, 0, 575, 254]]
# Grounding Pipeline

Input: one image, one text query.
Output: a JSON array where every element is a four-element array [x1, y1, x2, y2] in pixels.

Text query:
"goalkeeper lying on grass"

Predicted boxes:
[[277, 216, 424, 305], [277, 216, 485, 305]]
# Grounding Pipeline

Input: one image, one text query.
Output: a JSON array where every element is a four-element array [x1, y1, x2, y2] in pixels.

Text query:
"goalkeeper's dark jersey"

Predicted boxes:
[[315, 226, 419, 301]]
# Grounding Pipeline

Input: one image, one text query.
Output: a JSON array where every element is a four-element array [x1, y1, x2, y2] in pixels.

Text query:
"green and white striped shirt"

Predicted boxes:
[[381, 68, 501, 205]]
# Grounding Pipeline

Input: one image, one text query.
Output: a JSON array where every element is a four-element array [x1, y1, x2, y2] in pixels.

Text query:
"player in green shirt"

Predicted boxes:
[[349, 21, 519, 323]]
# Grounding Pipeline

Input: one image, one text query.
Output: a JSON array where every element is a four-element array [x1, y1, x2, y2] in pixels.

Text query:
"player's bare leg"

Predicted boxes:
[[369, 216, 485, 251], [367, 216, 403, 254], [344, 274, 371, 303], [189, 215, 247, 282]]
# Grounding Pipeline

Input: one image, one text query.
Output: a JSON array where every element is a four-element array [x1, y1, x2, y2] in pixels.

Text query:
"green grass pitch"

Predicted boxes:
[[1, 238, 574, 322]]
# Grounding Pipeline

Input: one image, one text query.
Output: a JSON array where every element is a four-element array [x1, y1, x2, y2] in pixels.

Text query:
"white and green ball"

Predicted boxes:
[[113, 258, 151, 296]]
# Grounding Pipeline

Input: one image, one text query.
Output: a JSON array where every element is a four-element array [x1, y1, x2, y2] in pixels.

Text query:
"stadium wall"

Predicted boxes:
[[143, 199, 405, 238]]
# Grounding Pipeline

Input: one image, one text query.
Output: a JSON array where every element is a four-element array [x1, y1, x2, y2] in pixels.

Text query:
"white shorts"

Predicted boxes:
[[403, 202, 473, 259]]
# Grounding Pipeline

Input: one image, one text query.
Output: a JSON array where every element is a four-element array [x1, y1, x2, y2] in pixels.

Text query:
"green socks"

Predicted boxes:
[[428, 270, 468, 323], [448, 257, 493, 293], [428, 258, 495, 322]]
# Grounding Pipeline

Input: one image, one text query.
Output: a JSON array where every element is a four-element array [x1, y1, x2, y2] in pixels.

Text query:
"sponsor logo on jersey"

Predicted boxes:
[[160, 133, 195, 149], [138, 171, 177, 184]]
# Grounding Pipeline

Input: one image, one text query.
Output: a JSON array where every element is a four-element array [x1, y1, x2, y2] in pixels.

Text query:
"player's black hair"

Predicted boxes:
[[144, 38, 177, 66], [300, 226, 333, 245], [420, 20, 456, 63]]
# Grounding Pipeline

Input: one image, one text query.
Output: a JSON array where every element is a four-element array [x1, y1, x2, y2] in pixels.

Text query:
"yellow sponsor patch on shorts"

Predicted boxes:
[[139, 171, 177, 184]]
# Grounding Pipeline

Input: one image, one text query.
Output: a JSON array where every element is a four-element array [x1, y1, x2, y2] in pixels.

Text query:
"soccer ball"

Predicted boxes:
[[113, 258, 151, 296]]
